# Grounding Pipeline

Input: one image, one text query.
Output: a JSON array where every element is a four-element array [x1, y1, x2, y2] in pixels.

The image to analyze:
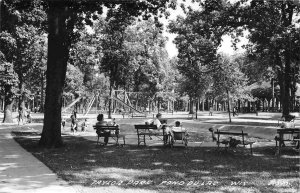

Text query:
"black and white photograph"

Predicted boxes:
[[0, 0, 300, 192]]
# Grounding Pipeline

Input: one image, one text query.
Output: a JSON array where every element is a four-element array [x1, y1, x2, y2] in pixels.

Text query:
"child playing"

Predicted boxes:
[[61, 117, 66, 129], [70, 115, 78, 134], [81, 118, 89, 132]]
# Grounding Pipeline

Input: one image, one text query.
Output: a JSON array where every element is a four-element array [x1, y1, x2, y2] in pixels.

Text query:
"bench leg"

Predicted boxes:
[[123, 136, 125, 145], [278, 134, 284, 156], [278, 142, 281, 156], [143, 134, 146, 146], [97, 136, 99, 146], [137, 134, 140, 146]]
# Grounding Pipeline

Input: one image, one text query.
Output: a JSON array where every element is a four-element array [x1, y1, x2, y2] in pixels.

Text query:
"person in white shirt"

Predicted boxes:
[[171, 121, 187, 139], [148, 113, 171, 144], [149, 113, 164, 132]]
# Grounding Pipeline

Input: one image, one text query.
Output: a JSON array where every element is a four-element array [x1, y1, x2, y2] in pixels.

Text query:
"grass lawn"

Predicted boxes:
[[12, 121, 300, 193]]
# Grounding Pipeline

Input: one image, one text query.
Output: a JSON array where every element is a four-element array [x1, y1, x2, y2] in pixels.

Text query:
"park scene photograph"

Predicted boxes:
[[0, 0, 300, 192]]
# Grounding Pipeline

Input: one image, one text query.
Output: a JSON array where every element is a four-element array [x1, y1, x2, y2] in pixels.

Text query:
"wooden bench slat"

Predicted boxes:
[[93, 125, 119, 130], [139, 132, 164, 136], [277, 128, 300, 133], [215, 131, 248, 136], [243, 141, 255, 145], [135, 126, 158, 130]]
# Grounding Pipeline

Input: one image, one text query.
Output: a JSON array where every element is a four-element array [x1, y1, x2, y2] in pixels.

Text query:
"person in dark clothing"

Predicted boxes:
[[73, 109, 77, 119], [95, 114, 110, 145], [70, 115, 78, 134]]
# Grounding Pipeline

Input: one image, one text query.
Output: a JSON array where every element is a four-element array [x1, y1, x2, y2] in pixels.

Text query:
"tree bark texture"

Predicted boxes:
[[3, 85, 14, 123], [108, 84, 112, 119], [226, 89, 232, 123], [39, 3, 71, 148]]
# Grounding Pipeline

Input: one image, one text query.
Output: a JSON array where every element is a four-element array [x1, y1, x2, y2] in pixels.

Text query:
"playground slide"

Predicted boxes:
[[62, 97, 82, 112], [83, 96, 96, 116], [111, 96, 144, 114]]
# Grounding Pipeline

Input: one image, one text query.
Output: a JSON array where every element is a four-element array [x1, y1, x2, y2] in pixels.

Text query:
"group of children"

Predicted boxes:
[[61, 113, 89, 134]]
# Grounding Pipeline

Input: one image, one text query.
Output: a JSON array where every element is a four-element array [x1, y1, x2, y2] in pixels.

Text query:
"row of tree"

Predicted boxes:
[[168, 0, 300, 121], [0, 0, 299, 147]]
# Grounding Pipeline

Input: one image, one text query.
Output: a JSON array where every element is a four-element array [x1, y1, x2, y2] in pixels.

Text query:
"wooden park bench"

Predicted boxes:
[[134, 124, 168, 146], [214, 129, 255, 155], [275, 128, 300, 155], [93, 125, 126, 146]]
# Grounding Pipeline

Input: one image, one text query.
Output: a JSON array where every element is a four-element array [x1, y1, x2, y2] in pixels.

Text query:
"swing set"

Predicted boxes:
[[62, 89, 175, 117]]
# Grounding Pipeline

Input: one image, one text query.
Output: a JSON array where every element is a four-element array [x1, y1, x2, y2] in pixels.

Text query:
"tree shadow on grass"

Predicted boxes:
[[235, 117, 279, 121], [202, 121, 278, 127], [12, 131, 300, 193]]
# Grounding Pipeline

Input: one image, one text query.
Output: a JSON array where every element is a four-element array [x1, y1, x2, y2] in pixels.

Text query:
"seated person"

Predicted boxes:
[[280, 121, 295, 129], [148, 113, 170, 143], [95, 114, 110, 145], [171, 121, 188, 140], [148, 113, 165, 131], [107, 118, 120, 135], [276, 117, 296, 147]]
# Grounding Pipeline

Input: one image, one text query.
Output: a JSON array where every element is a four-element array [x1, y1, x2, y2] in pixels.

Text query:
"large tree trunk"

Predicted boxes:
[[40, 72, 45, 112], [18, 81, 26, 112], [282, 48, 291, 116], [226, 89, 232, 123], [39, 3, 71, 148], [195, 99, 198, 119], [108, 84, 113, 119], [189, 98, 194, 114], [3, 85, 14, 123]]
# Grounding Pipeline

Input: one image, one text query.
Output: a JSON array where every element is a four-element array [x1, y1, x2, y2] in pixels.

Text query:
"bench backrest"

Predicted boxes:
[[215, 129, 248, 144], [215, 131, 248, 136], [159, 119, 168, 124], [277, 128, 300, 134], [93, 125, 119, 131], [134, 125, 158, 130]]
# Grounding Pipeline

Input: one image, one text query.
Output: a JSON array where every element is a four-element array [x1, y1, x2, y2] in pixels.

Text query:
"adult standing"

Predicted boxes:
[[209, 106, 213, 116]]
